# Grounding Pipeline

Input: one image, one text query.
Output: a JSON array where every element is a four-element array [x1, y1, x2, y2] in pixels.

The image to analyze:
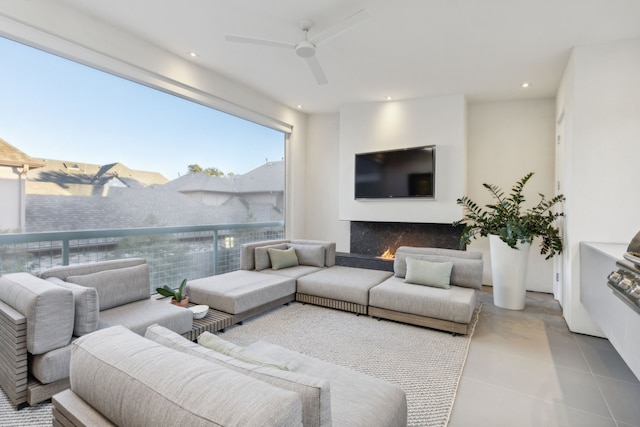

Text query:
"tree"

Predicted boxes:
[[187, 164, 202, 174], [204, 167, 224, 177], [187, 164, 228, 177]]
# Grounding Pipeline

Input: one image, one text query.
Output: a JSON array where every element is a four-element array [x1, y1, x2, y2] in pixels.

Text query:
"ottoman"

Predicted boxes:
[[296, 266, 393, 314], [186, 270, 296, 323]]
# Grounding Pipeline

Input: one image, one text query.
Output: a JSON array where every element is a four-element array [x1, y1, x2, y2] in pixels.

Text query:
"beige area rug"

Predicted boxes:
[[0, 302, 479, 427], [222, 302, 480, 427], [0, 391, 52, 426]]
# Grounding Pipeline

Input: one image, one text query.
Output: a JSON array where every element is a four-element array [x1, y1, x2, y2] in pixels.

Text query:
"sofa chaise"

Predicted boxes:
[[186, 239, 341, 323], [188, 239, 482, 335], [52, 324, 408, 427], [0, 258, 193, 407]]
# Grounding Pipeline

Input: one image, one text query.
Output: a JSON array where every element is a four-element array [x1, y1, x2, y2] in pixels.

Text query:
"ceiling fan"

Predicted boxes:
[[225, 9, 369, 85]]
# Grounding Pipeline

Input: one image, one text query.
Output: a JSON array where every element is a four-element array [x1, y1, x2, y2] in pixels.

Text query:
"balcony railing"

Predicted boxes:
[[0, 222, 284, 290]]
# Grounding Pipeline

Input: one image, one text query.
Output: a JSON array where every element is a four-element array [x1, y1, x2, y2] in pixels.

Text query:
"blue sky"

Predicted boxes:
[[0, 37, 284, 180]]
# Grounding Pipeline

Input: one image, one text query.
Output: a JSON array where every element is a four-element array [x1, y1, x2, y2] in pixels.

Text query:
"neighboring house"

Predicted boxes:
[[27, 159, 169, 194], [14, 151, 284, 232], [25, 187, 283, 232], [165, 161, 284, 211], [0, 139, 44, 231]]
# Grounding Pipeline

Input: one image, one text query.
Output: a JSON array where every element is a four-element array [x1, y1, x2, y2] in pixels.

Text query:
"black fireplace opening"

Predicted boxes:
[[335, 221, 465, 271]]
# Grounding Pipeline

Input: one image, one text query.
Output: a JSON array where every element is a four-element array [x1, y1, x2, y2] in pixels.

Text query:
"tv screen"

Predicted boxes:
[[355, 145, 435, 199]]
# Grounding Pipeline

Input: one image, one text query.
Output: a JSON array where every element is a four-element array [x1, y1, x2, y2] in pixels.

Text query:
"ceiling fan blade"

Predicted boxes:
[[309, 9, 369, 45], [225, 35, 295, 50], [305, 55, 328, 85]]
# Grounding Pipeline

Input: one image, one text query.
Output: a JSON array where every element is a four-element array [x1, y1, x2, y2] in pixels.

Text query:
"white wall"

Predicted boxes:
[[557, 37, 640, 335], [338, 95, 467, 235], [0, 167, 23, 231], [304, 113, 350, 250], [466, 99, 557, 292]]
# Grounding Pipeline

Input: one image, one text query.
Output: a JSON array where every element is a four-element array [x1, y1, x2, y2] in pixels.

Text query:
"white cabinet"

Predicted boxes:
[[580, 242, 640, 380]]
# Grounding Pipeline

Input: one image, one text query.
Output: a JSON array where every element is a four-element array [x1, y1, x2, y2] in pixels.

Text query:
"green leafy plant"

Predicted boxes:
[[156, 278, 187, 302], [454, 172, 565, 259]]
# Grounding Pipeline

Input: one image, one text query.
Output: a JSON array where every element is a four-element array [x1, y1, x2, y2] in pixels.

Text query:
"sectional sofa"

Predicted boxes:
[[187, 239, 483, 334], [52, 324, 408, 426], [0, 258, 193, 407], [0, 238, 482, 414]]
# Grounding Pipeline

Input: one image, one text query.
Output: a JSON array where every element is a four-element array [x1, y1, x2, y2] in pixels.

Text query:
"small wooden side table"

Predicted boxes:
[[181, 304, 234, 341]]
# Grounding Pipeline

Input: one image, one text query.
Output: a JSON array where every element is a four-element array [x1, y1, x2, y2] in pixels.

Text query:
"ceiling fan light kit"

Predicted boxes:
[[225, 9, 368, 85], [295, 40, 316, 58]]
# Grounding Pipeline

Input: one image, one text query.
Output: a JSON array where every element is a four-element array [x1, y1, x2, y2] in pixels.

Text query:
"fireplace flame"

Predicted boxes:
[[379, 247, 395, 260]]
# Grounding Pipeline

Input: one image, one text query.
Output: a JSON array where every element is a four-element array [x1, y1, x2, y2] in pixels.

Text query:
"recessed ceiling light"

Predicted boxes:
[[188, 52, 199, 58], [384, 96, 393, 101], [296, 105, 303, 109], [521, 82, 531, 88]]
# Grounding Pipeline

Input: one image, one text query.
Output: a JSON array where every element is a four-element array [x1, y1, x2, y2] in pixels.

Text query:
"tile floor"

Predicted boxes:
[[449, 287, 640, 427]]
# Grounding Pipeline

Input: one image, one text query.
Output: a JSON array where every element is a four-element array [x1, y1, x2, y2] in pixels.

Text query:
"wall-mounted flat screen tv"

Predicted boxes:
[[355, 145, 435, 199]]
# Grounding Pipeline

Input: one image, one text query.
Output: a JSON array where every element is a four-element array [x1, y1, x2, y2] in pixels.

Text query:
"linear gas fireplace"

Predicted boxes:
[[336, 221, 464, 271]]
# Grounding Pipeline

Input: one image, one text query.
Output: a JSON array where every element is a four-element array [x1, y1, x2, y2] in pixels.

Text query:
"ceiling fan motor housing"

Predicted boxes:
[[295, 41, 316, 57]]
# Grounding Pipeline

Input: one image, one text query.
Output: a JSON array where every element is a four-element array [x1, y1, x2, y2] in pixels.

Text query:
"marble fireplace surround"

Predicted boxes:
[[335, 221, 464, 271]]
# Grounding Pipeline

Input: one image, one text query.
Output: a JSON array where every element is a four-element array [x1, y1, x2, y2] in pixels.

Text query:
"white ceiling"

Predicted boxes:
[[59, 0, 640, 113]]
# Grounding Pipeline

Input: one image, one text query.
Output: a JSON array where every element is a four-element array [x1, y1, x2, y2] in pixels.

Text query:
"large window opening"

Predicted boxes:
[[0, 36, 286, 278], [0, 36, 286, 233]]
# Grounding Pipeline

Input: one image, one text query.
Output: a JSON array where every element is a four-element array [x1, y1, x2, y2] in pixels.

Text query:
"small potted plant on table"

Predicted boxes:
[[156, 279, 189, 307]]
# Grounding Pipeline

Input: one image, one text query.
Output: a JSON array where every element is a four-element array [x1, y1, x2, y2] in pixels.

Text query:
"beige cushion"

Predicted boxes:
[[289, 240, 337, 267], [67, 264, 150, 311], [241, 239, 290, 270], [404, 258, 453, 289], [46, 277, 99, 336], [370, 276, 476, 324], [254, 243, 289, 271], [71, 326, 302, 427], [39, 258, 146, 280], [198, 331, 288, 370], [393, 246, 483, 290], [296, 266, 392, 306], [146, 324, 331, 427], [31, 342, 73, 384], [0, 273, 74, 354], [247, 340, 408, 427], [288, 244, 326, 267], [268, 247, 299, 270], [186, 270, 295, 314], [98, 298, 193, 335]]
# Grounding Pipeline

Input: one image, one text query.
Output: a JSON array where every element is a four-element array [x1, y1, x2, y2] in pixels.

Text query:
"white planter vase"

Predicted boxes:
[[489, 234, 531, 310]]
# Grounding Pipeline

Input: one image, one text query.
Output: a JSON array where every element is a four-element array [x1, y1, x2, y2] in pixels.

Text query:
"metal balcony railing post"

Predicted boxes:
[[213, 229, 218, 276], [62, 239, 70, 266]]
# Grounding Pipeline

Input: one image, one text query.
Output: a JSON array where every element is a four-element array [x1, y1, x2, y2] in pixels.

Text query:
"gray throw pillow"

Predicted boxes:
[[67, 264, 150, 311], [288, 244, 326, 267], [255, 243, 289, 270], [46, 277, 99, 336]]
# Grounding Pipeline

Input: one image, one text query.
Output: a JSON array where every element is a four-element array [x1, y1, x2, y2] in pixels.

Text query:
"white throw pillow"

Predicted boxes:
[[198, 331, 288, 370], [404, 257, 453, 289], [268, 247, 299, 270]]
